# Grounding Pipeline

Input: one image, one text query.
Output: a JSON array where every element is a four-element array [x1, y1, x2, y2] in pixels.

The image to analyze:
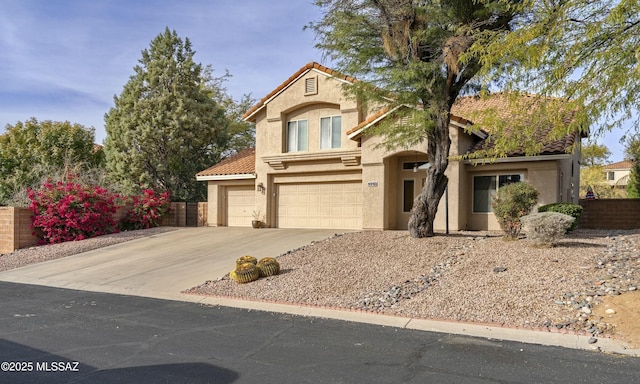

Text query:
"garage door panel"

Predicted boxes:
[[277, 182, 362, 229], [226, 186, 254, 227]]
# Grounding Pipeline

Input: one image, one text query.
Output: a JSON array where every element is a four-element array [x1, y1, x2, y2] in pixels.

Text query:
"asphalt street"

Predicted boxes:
[[1, 281, 639, 384]]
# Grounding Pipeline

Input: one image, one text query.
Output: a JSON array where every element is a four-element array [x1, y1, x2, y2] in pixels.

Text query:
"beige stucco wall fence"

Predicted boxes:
[[579, 199, 640, 230], [1, 202, 208, 254]]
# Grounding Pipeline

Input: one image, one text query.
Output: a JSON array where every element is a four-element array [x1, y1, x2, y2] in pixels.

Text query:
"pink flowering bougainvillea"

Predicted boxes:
[[28, 177, 119, 244], [119, 189, 171, 230]]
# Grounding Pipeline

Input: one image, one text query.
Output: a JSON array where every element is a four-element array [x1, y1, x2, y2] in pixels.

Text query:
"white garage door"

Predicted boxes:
[[226, 186, 254, 227], [277, 182, 362, 229]]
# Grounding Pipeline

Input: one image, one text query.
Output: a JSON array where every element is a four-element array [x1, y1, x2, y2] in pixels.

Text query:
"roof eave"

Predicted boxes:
[[243, 64, 356, 122], [464, 153, 572, 165], [196, 174, 257, 181]]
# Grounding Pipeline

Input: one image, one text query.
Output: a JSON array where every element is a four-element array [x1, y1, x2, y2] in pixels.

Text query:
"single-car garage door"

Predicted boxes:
[[226, 186, 254, 227], [277, 182, 362, 229]]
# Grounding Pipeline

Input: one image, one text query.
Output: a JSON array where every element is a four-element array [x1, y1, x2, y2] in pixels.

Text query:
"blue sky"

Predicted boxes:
[[0, 0, 629, 161], [0, 0, 324, 142]]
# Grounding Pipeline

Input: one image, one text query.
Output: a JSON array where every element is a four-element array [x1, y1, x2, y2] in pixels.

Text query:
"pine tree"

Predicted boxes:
[[104, 28, 230, 201]]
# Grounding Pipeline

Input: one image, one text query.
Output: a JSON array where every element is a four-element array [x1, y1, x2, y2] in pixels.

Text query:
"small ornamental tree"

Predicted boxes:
[[28, 177, 119, 244], [492, 182, 538, 239], [119, 189, 171, 230]]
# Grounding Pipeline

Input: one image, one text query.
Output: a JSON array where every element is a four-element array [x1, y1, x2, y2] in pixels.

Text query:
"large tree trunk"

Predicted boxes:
[[408, 113, 451, 238]]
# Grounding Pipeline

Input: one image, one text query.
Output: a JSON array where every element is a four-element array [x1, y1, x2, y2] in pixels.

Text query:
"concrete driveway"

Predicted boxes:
[[0, 227, 343, 301]]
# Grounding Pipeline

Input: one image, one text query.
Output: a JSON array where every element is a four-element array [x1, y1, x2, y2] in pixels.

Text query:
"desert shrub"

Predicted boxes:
[[492, 182, 539, 239], [520, 212, 575, 247], [28, 177, 119, 244], [119, 189, 171, 230], [538, 203, 583, 231]]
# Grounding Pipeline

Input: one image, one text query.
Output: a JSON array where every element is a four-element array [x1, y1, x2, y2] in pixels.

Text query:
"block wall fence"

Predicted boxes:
[[578, 199, 640, 230], [0, 202, 208, 254], [0, 207, 39, 254]]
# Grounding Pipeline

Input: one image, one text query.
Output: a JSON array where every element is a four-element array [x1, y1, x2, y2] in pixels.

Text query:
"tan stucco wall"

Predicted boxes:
[[465, 160, 562, 231], [252, 69, 366, 227], [207, 67, 583, 232]]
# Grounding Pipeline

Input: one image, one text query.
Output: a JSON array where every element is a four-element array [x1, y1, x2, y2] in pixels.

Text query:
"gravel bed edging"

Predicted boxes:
[[182, 291, 603, 339], [185, 229, 640, 344]]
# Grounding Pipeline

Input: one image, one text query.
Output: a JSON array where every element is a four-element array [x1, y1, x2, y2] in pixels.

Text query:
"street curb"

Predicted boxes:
[[2, 273, 638, 357], [184, 293, 640, 357]]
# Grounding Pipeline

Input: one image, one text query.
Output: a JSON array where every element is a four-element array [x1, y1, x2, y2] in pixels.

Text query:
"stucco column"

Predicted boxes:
[[206, 183, 220, 226], [362, 162, 385, 230]]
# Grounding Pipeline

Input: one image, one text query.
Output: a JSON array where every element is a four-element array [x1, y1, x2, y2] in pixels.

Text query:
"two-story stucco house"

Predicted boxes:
[[604, 160, 632, 188], [196, 62, 584, 231]]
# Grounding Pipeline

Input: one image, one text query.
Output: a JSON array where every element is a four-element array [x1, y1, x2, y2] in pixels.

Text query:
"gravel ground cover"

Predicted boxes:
[[186, 229, 640, 339]]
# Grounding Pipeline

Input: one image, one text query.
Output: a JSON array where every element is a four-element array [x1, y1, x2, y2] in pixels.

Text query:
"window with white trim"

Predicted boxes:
[[287, 119, 308, 152], [320, 115, 341, 149], [473, 174, 523, 213]]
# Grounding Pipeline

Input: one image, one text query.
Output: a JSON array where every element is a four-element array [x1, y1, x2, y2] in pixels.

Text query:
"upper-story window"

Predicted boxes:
[[607, 171, 615, 181], [287, 119, 308, 152], [320, 116, 341, 149]]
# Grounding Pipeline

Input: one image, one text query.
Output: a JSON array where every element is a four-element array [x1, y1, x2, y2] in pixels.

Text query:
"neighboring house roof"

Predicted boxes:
[[243, 62, 357, 121], [604, 160, 633, 170], [195, 148, 256, 180]]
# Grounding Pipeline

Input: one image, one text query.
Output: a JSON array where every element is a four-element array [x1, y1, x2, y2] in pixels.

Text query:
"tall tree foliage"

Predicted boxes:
[[309, 0, 520, 237], [626, 135, 640, 198], [0, 118, 103, 206], [207, 71, 256, 155], [581, 141, 611, 167], [474, 0, 640, 135], [104, 28, 234, 202], [579, 141, 615, 198]]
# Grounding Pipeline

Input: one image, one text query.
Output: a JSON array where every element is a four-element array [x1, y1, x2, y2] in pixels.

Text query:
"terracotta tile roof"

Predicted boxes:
[[240, 61, 582, 159], [242, 62, 357, 121], [453, 94, 582, 157], [196, 148, 255, 177], [604, 160, 633, 170], [346, 107, 390, 136], [346, 106, 474, 138], [465, 126, 579, 157]]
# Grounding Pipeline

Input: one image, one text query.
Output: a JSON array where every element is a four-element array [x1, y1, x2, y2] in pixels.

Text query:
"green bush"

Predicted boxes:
[[492, 182, 539, 239], [520, 212, 575, 247], [537, 202, 583, 231]]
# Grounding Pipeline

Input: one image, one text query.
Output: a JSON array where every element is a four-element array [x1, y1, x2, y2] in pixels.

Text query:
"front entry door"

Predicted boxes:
[[397, 176, 425, 229]]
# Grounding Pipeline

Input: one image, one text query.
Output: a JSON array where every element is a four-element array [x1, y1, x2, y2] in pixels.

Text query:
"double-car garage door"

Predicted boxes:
[[276, 182, 362, 229]]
